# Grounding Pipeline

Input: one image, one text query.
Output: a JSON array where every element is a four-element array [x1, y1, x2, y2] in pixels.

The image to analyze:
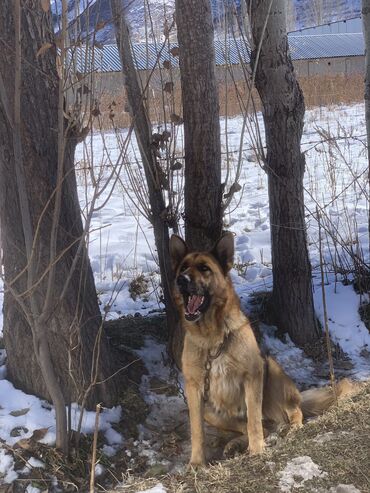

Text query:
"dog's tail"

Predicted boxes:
[[300, 378, 358, 418]]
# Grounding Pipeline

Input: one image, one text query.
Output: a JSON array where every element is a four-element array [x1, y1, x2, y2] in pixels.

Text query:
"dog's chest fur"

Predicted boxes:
[[208, 353, 246, 418]]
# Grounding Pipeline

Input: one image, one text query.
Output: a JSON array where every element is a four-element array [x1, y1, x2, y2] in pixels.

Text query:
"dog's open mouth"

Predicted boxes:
[[183, 293, 210, 322]]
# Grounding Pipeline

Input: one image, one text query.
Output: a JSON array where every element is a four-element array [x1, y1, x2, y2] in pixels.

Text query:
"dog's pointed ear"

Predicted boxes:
[[169, 235, 188, 271], [211, 232, 234, 273]]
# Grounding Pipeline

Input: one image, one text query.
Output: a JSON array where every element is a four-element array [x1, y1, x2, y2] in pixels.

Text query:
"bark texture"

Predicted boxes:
[[110, 0, 181, 365], [175, 0, 223, 251], [247, 0, 320, 346], [0, 1, 119, 407]]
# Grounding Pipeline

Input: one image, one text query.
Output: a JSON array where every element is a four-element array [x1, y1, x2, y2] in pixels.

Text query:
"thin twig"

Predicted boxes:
[[89, 403, 102, 493], [317, 206, 338, 404]]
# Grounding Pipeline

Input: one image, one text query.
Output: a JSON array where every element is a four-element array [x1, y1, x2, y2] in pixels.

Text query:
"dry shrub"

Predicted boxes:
[[92, 72, 364, 131], [299, 73, 364, 108]]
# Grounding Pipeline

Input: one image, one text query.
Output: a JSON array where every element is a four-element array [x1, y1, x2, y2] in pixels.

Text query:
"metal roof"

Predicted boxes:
[[288, 33, 364, 60], [70, 32, 364, 73]]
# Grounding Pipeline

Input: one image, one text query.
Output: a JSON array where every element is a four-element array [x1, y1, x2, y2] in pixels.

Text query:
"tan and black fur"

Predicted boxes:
[[169, 232, 354, 466]]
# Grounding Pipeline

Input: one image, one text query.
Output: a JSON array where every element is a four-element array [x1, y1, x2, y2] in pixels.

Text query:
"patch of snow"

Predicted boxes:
[[261, 325, 320, 388], [26, 457, 45, 469], [105, 427, 123, 445], [313, 431, 336, 444], [314, 277, 370, 379], [25, 485, 41, 493], [0, 449, 18, 484], [313, 431, 350, 444], [0, 380, 122, 447], [136, 484, 167, 493], [101, 444, 118, 457], [95, 463, 105, 477], [329, 485, 361, 493], [278, 456, 327, 492], [0, 379, 121, 485], [139, 447, 157, 464]]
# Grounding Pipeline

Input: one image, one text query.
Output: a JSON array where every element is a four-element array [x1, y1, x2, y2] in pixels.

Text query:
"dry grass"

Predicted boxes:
[[111, 382, 370, 493], [300, 74, 364, 109], [92, 73, 364, 131]]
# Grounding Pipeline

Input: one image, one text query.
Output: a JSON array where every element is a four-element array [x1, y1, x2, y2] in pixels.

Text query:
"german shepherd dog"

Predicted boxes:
[[169, 232, 354, 466]]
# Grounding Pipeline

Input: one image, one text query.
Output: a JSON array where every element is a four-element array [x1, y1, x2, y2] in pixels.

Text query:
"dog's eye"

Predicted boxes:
[[180, 263, 188, 273], [198, 264, 210, 272]]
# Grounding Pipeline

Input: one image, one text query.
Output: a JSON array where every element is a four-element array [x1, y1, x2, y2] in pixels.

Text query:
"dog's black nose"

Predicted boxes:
[[177, 274, 189, 289]]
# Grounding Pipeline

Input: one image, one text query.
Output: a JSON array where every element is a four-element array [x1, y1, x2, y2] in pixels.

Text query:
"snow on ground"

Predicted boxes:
[[278, 456, 327, 492], [136, 484, 167, 493], [0, 378, 121, 446], [0, 102, 370, 488], [0, 378, 121, 484], [260, 324, 320, 388], [314, 275, 370, 379], [329, 486, 361, 493]]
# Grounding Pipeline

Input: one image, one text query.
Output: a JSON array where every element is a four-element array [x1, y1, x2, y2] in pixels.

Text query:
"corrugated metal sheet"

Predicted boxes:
[[289, 33, 364, 60], [70, 32, 364, 73]]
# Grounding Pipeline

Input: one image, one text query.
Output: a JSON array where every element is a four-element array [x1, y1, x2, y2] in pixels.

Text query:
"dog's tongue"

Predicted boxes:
[[187, 295, 204, 314]]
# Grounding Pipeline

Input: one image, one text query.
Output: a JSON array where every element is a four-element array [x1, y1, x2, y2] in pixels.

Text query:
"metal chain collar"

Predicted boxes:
[[168, 332, 231, 405], [203, 333, 230, 403]]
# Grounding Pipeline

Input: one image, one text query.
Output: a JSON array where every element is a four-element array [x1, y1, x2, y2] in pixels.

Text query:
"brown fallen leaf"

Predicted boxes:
[[14, 438, 32, 450], [10, 407, 30, 417], [31, 428, 49, 442]]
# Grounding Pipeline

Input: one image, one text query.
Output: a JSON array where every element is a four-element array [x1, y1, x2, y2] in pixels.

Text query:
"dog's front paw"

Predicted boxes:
[[188, 459, 206, 470], [188, 452, 206, 469], [223, 435, 248, 458]]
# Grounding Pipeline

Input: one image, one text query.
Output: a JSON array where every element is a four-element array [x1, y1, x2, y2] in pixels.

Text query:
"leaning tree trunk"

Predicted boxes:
[[362, 0, 370, 251], [175, 0, 223, 251], [247, 0, 320, 346], [110, 0, 181, 365], [0, 0, 119, 408]]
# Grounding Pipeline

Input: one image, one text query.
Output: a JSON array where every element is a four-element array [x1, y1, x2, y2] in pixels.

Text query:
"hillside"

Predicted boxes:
[[51, 0, 361, 44], [295, 0, 359, 27]]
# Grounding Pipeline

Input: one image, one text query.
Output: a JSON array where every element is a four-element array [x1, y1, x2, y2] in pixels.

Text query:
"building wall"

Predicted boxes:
[[293, 56, 365, 77]]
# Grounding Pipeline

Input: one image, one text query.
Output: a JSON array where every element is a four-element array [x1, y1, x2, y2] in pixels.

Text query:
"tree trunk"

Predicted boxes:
[[110, 0, 182, 366], [247, 0, 320, 346], [175, 0, 223, 251], [0, 0, 119, 408], [362, 0, 370, 252]]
